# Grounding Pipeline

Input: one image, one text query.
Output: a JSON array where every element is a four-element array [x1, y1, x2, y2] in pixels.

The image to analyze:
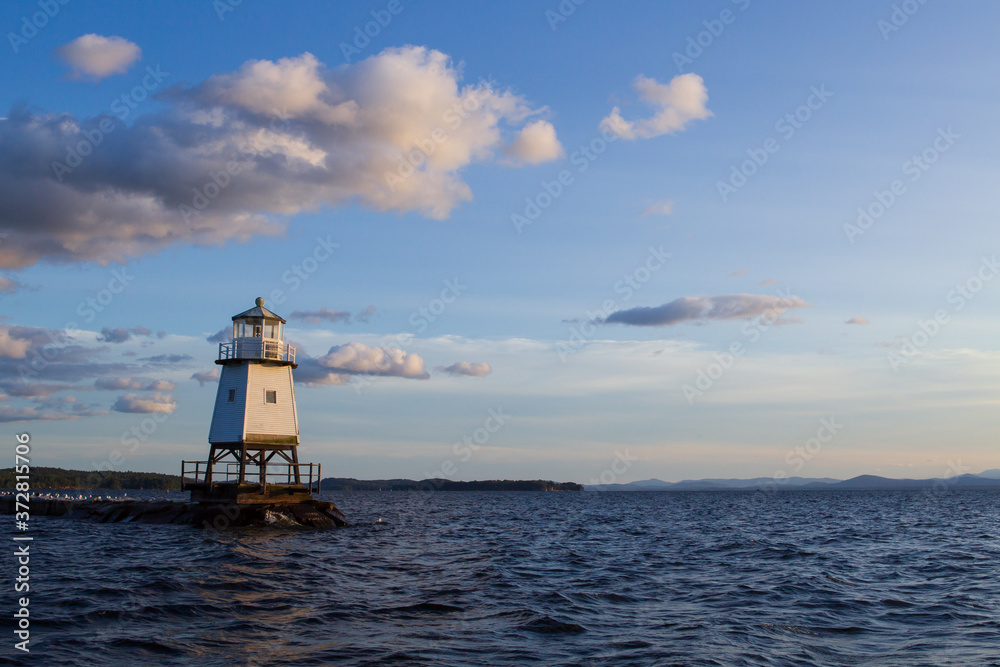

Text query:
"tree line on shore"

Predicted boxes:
[[1, 467, 182, 490], [0, 468, 583, 492]]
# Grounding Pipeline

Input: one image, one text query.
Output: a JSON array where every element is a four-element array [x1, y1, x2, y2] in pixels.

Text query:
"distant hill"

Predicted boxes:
[[587, 472, 1000, 492], [0, 467, 182, 490], [800, 474, 1000, 491], [319, 478, 583, 492], [589, 476, 840, 492]]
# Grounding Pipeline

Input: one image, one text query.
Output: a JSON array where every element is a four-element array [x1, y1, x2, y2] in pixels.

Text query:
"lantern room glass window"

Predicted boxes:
[[233, 319, 282, 340]]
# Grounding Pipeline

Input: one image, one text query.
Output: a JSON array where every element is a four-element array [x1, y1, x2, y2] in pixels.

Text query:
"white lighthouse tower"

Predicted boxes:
[[183, 297, 320, 503]]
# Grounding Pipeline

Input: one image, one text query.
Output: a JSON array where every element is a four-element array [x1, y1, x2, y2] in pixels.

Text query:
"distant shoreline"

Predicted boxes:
[[0, 468, 583, 492], [6, 467, 1000, 493]]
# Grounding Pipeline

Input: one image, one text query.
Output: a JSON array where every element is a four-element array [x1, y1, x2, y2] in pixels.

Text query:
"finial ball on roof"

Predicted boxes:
[[255, 297, 264, 307]]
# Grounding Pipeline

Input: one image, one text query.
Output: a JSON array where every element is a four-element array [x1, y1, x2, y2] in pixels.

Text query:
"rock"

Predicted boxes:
[[0, 496, 349, 529]]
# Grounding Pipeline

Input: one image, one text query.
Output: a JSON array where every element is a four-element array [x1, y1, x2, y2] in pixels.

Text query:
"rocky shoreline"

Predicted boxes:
[[0, 496, 349, 529]]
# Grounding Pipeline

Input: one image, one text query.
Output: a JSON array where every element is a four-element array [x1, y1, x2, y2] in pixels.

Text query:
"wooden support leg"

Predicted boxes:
[[238, 443, 247, 484], [205, 446, 216, 489], [291, 447, 301, 485]]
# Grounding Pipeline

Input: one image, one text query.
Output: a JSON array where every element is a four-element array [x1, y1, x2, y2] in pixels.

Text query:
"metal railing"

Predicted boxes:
[[218, 339, 295, 364], [181, 460, 321, 492]]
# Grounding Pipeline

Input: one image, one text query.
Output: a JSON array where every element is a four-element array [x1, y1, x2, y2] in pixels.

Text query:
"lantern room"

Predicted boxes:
[[219, 297, 296, 366], [233, 297, 285, 341]]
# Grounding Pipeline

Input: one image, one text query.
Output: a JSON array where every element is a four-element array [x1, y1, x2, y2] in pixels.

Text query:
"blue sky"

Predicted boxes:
[[2, 0, 999, 483]]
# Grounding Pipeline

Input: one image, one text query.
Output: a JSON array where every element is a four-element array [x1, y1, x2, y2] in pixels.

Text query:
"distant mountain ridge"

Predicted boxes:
[[586, 472, 1000, 492], [319, 478, 584, 492]]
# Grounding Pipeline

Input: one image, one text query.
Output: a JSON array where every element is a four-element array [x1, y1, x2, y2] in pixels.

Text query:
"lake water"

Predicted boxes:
[[7, 488, 1000, 666]]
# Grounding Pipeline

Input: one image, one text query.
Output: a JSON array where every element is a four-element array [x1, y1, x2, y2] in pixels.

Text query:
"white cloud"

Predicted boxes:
[[0, 276, 24, 294], [437, 361, 492, 377], [604, 294, 811, 327], [295, 366, 351, 387], [194, 52, 357, 124], [600, 73, 711, 140], [0, 405, 79, 422], [503, 120, 564, 164], [0, 325, 31, 358], [191, 369, 221, 386], [111, 392, 176, 414], [640, 200, 673, 216], [206, 327, 232, 343], [0, 47, 559, 268], [846, 316, 869, 325], [55, 34, 141, 81], [97, 326, 152, 343], [298, 341, 429, 386], [289, 308, 352, 325], [95, 377, 175, 391], [145, 379, 176, 391]]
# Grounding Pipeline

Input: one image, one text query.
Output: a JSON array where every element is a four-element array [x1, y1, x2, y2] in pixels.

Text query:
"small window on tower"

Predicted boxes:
[[265, 390, 277, 404], [227, 389, 236, 402]]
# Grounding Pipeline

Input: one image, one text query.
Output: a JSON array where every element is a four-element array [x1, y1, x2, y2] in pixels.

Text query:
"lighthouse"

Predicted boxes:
[[183, 297, 320, 504]]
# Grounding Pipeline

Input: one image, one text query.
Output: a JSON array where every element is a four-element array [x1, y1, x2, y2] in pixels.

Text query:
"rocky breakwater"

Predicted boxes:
[[1, 496, 349, 529]]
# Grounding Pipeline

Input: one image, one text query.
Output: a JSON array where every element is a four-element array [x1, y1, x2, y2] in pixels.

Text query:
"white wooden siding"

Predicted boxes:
[[244, 364, 299, 441], [208, 364, 248, 443]]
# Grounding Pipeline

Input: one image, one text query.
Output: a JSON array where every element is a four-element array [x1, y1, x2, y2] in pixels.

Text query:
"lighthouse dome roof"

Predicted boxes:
[[232, 297, 286, 323]]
